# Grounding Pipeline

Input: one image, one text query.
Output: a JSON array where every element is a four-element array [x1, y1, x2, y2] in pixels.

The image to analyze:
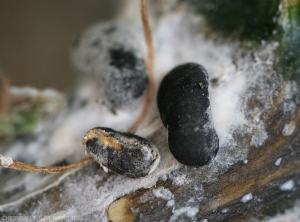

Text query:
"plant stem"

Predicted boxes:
[[128, 0, 154, 133]]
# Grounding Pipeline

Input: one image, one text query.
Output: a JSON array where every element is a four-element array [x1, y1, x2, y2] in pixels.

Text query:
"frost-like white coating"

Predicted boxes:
[[282, 122, 296, 136], [280, 180, 295, 191], [169, 173, 191, 186], [10, 86, 39, 96], [188, 198, 195, 203], [102, 166, 109, 173], [0, 154, 13, 168], [222, 208, 229, 213], [153, 187, 174, 200], [211, 73, 246, 142], [275, 158, 282, 166], [167, 200, 175, 207], [170, 207, 199, 221], [250, 125, 268, 147], [9, 86, 65, 115], [241, 193, 253, 203]]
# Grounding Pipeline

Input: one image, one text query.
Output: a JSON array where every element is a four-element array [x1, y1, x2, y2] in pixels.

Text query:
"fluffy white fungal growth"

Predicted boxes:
[[282, 122, 296, 136], [170, 173, 191, 186], [250, 125, 268, 147], [153, 187, 174, 200], [275, 158, 282, 166], [0, 154, 13, 168], [167, 200, 175, 207], [280, 180, 295, 191], [222, 208, 229, 214], [241, 193, 253, 203], [170, 207, 199, 221]]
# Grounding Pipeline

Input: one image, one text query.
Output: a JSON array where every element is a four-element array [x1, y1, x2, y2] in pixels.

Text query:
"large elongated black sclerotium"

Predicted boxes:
[[157, 63, 219, 166]]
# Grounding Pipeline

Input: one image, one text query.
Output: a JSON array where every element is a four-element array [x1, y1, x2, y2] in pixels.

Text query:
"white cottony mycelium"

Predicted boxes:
[[280, 180, 295, 191], [0, 154, 13, 168], [241, 193, 253, 203]]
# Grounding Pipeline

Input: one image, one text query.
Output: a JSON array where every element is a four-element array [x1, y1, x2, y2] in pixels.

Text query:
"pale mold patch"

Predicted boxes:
[[153, 187, 174, 200], [170, 206, 199, 221], [275, 158, 282, 166], [282, 122, 296, 136], [9, 87, 65, 115], [280, 180, 295, 191], [222, 208, 229, 214], [167, 200, 175, 207], [0, 154, 13, 168], [250, 125, 268, 147], [210, 72, 247, 143], [169, 173, 191, 186], [241, 193, 253, 203], [102, 166, 109, 173], [188, 198, 195, 203]]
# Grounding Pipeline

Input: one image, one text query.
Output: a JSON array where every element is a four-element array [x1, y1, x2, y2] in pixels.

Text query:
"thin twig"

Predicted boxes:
[[128, 0, 154, 133], [4, 157, 94, 173]]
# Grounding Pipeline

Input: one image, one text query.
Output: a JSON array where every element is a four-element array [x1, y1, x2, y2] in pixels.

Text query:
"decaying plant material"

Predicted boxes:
[[1, 0, 300, 221]]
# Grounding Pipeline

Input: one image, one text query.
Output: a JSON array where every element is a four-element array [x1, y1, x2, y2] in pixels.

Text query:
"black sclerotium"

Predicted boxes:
[[82, 127, 160, 178], [72, 21, 148, 112], [157, 63, 219, 166]]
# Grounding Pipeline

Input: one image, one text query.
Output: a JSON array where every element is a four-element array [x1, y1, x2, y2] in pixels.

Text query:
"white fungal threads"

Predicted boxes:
[[222, 208, 229, 214], [282, 122, 296, 136], [250, 125, 268, 147], [0, 154, 13, 168], [241, 193, 253, 203], [275, 158, 282, 166], [153, 188, 173, 199], [280, 180, 295, 191], [170, 207, 199, 222]]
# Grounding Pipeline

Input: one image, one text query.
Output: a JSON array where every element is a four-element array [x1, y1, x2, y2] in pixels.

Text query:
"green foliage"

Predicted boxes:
[[0, 106, 39, 138], [280, 1, 300, 81], [183, 0, 281, 41]]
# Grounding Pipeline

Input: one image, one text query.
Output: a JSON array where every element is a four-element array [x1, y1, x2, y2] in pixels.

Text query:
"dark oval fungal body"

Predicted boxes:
[[157, 63, 219, 166], [82, 127, 160, 178], [73, 21, 148, 112]]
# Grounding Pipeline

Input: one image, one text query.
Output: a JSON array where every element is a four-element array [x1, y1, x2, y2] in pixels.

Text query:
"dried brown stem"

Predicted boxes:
[[2, 157, 94, 173], [128, 0, 154, 133]]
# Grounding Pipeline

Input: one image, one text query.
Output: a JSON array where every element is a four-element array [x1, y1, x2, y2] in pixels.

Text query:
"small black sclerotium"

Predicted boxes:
[[157, 63, 219, 166], [82, 127, 160, 178]]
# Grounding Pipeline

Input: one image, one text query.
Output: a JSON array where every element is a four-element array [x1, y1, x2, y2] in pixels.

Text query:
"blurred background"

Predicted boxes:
[[0, 0, 123, 92]]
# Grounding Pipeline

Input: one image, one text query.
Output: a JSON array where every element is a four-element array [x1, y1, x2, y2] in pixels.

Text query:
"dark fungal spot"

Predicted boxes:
[[105, 46, 148, 108], [157, 63, 219, 166], [72, 21, 148, 111], [82, 127, 160, 178], [109, 47, 137, 70]]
